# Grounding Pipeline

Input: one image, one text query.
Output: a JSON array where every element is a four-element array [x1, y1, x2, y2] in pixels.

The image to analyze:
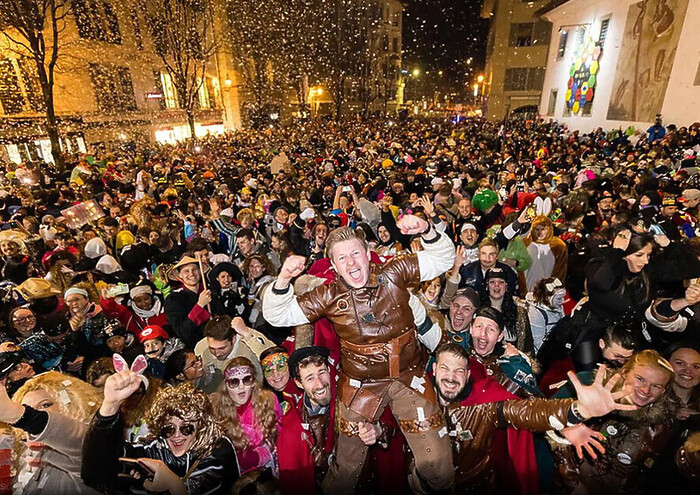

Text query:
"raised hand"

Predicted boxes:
[[613, 229, 631, 252], [569, 365, 637, 419], [231, 316, 251, 338], [397, 214, 430, 236], [561, 424, 606, 460], [100, 370, 143, 416], [276, 255, 306, 289]]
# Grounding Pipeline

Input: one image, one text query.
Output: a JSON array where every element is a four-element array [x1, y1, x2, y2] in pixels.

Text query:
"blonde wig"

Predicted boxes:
[[12, 371, 103, 423], [145, 382, 222, 456], [213, 357, 279, 451]]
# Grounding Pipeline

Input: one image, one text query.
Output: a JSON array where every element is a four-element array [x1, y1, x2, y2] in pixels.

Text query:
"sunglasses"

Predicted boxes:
[[263, 363, 288, 376], [225, 375, 255, 388], [160, 423, 195, 439]]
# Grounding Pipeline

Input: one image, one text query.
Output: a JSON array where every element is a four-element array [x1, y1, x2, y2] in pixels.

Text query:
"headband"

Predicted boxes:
[[64, 287, 88, 299], [261, 352, 289, 371], [224, 366, 254, 379]]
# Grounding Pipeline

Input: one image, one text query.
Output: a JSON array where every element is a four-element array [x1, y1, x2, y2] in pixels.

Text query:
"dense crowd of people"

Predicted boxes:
[[0, 116, 699, 494]]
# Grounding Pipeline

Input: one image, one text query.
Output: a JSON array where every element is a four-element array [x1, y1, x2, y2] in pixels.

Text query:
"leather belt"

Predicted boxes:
[[340, 330, 415, 378]]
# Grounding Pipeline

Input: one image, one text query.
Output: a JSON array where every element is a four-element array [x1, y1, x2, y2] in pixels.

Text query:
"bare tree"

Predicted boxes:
[[142, 0, 217, 138], [0, 0, 72, 166]]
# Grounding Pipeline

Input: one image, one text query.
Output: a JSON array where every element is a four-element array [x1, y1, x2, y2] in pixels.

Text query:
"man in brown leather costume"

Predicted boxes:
[[432, 340, 637, 493], [263, 215, 455, 493]]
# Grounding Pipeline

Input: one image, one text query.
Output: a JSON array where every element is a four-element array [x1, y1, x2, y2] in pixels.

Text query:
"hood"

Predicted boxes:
[[84, 237, 108, 259], [529, 215, 554, 244]]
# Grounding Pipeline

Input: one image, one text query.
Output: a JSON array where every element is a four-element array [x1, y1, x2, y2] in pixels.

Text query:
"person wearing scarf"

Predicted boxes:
[[101, 283, 169, 336], [164, 256, 212, 348]]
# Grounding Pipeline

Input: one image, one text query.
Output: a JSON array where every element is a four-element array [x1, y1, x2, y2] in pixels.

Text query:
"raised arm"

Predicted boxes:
[[262, 255, 312, 327], [396, 215, 456, 281]]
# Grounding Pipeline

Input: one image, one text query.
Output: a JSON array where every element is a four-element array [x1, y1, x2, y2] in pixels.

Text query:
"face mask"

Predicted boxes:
[[549, 290, 566, 308]]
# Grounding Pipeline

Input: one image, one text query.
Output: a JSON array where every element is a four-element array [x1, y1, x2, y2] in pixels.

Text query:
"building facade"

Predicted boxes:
[[0, 0, 241, 164], [481, 0, 552, 120], [537, 0, 700, 132]]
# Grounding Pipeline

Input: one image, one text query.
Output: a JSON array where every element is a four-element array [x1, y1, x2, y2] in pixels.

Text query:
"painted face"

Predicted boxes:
[[331, 238, 371, 289], [216, 271, 233, 289], [144, 339, 165, 358], [670, 348, 700, 390], [479, 246, 498, 270], [207, 337, 233, 361], [262, 353, 290, 392], [295, 363, 332, 408], [549, 289, 566, 308], [225, 366, 255, 406], [470, 316, 503, 357], [624, 244, 653, 273], [161, 416, 196, 458], [623, 364, 670, 407], [449, 296, 476, 332], [21, 389, 60, 415], [178, 263, 201, 287], [433, 351, 469, 402]]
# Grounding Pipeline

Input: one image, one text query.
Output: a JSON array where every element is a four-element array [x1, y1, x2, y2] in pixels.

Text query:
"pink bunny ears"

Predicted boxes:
[[113, 354, 150, 389]]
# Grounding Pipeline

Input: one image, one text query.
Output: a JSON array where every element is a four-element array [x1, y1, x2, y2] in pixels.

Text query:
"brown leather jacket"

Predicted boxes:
[[296, 254, 433, 419], [263, 231, 456, 420], [444, 384, 573, 490]]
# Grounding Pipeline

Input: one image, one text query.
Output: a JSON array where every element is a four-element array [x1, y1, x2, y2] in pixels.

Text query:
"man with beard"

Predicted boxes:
[[264, 216, 455, 494], [433, 343, 637, 493], [277, 346, 398, 494]]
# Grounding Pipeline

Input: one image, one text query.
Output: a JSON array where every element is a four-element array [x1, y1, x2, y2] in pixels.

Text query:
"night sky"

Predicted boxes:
[[402, 0, 489, 92]]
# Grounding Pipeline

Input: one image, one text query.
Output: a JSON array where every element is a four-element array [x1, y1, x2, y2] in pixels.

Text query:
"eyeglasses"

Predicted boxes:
[[160, 423, 195, 439], [12, 315, 36, 324], [225, 375, 255, 389], [182, 355, 202, 372]]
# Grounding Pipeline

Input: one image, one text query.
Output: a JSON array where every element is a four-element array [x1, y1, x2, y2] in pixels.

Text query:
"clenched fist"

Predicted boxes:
[[396, 214, 430, 236], [275, 255, 307, 289]]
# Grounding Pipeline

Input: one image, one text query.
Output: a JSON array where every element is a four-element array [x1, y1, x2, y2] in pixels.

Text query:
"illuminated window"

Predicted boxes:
[[160, 71, 178, 109], [599, 18, 610, 46]]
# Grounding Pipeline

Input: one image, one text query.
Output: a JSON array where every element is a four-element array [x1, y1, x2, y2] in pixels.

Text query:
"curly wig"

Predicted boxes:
[[12, 371, 102, 423], [145, 382, 222, 456], [213, 357, 279, 451]]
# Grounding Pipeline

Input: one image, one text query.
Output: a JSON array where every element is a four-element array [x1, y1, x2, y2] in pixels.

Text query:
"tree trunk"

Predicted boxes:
[[36, 62, 63, 169], [186, 110, 196, 140]]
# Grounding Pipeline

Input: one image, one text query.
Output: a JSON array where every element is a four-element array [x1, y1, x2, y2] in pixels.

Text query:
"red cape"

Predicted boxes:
[[277, 377, 337, 495], [461, 377, 539, 495]]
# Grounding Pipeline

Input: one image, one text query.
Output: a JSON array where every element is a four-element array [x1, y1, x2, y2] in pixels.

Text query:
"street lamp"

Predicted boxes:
[[412, 68, 420, 77], [477, 75, 484, 84]]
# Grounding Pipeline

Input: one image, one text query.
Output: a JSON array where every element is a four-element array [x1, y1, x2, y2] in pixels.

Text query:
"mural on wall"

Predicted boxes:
[[565, 28, 602, 115], [607, 0, 689, 122]]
